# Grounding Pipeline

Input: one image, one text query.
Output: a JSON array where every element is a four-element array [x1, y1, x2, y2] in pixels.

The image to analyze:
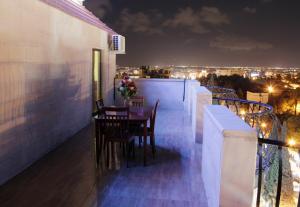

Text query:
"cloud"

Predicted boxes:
[[117, 9, 163, 35], [210, 35, 273, 51], [243, 7, 257, 14], [163, 7, 208, 34], [84, 0, 112, 18], [163, 7, 230, 34], [114, 6, 229, 35], [200, 6, 230, 25]]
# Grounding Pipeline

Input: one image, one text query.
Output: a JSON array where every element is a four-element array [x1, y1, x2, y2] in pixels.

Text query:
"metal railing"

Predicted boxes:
[[207, 86, 300, 207], [256, 138, 300, 207], [207, 86, 237, 99]]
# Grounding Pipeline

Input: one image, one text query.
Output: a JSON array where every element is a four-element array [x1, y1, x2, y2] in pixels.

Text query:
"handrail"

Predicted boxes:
[[206, 85, 236, 94], [207, 86, 299, 207], [256, 138, 300, 207], [213, 97, 273, 117]]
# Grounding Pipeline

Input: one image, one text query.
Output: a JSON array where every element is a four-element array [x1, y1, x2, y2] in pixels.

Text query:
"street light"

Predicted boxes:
[[288, 138, 296, 146], [267, 85, 275, 108], [240, 109, 246, 116], [267, 85, 274, 93]]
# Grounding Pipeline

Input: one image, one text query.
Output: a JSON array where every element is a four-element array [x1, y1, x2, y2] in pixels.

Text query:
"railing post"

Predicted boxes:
[[275, 146, 283, 207], [202, 105, 257, 207], [256, 142, 263, 207]]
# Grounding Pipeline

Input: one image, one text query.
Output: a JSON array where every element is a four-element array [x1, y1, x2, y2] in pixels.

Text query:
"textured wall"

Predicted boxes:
[[0, 0, 116, 185]]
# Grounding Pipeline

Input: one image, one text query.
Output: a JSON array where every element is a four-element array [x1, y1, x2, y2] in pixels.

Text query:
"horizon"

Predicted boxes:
[[117, 65, 300, 69]]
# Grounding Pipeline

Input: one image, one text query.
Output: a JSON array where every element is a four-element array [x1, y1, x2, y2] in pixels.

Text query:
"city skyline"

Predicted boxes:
[[85, 0, 300, 67]]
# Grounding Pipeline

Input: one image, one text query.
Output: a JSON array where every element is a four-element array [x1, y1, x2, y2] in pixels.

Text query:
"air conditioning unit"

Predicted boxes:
[[111, 35, 125, 54]]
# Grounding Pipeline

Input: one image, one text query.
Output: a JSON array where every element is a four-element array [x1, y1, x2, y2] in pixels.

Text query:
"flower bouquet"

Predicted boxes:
[[118, 73, 137, 105]]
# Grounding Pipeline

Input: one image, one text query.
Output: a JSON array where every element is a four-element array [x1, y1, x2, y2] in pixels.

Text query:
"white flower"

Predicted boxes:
[[119, 87, 124, 91]]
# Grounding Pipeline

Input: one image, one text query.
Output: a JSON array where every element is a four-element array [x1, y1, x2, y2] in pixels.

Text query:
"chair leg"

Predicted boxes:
[[122, 143, 126, 157], [139, 136, 142, 148], [126, 143, 130, 168], [112, 142, 116, 167], [151, 134, 156, 158], [132, 140, 135, 159], [99, 134, 103, 156], [106, 141, 110, 168]]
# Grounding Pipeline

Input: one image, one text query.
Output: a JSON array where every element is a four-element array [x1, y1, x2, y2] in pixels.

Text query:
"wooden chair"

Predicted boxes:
[[136, 99, 159, 158], [128, 96, 145, 146], [148, 100, 159, 157], [95, 99, 104, 114], [102, 106, 135, 167], [130, 96, 144, 107]]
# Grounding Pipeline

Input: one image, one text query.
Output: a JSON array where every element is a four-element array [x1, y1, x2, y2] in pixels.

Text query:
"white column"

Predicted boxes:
[[192, 86, 212, 143], [202, 105, 257, 207], [184, 80, 199, 115]]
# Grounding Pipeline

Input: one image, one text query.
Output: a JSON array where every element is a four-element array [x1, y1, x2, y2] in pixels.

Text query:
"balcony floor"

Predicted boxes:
[[0, 109, 208, 207]]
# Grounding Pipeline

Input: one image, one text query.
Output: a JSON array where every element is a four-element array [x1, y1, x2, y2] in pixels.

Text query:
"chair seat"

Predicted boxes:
[[106, 135, 135, 142]]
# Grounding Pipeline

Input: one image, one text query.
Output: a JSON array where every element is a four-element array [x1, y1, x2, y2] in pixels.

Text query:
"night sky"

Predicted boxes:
[[84, 0, 300, 67]]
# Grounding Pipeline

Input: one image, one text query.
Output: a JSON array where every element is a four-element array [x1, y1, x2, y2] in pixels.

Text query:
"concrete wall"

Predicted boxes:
[[0, 0, 116, 184], [202, 105, 257, 207], [115, 79, 191, 110], [191, 87, 212, 144], [184, 80, 200, 115]]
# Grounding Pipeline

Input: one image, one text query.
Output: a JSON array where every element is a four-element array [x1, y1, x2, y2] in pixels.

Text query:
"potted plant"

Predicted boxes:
[[118, 73, 137, 106]]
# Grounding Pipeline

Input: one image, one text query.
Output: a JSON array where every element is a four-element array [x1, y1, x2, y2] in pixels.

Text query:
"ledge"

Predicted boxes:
[[40, 0, 117, 34], [204, 105, 256, 139]]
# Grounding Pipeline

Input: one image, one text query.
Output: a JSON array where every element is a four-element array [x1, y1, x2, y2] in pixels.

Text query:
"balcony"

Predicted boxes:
[[1, 78, 299, 207], [0, 79, 209, 207]]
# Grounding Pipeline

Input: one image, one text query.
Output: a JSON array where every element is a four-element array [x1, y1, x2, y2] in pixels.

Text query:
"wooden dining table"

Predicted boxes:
[[94, 106, 153, 166]]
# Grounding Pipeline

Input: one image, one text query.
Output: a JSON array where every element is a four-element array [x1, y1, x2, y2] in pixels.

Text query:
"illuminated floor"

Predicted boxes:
[[0, 110, 208, 207]]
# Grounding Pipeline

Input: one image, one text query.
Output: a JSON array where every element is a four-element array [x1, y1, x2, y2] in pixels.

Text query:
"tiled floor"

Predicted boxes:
[[0, 110, 208, 207]]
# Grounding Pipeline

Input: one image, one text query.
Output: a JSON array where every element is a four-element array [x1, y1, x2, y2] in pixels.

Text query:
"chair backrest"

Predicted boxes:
[[96, 99, 104, 114], [102, 106, 129, 139], [150, 99, 159, 132], [130, 96, 144, 107]]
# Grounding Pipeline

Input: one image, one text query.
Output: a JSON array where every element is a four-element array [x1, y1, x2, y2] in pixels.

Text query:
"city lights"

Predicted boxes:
[[240, 110, 246, 116], [267, 85, 274, 93], [288, 139, 296, 146]]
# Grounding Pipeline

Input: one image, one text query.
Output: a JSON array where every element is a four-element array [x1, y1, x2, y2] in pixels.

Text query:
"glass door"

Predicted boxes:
[[92, 49, 101, 111]]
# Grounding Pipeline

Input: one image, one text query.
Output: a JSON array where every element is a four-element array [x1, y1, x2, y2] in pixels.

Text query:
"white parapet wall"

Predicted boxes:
[[115, 78, 192, 110], [192, 86, 212, 144], [183, 80, 200, 115], [202, 105, 257, 207]]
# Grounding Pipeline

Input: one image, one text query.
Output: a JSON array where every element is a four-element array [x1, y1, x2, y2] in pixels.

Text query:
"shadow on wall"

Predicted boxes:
[[0, 62, 91, 185]]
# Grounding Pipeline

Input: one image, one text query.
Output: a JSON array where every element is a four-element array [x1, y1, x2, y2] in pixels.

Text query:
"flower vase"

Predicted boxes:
[[123, 98, 132, 107]]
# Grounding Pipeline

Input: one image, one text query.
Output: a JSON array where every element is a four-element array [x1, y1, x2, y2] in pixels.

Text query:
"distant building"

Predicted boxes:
[[216, 69, 245, 77], [247, 91, 269, 104]]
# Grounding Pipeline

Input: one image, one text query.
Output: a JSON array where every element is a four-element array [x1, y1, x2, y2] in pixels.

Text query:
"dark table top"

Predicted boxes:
[[94, 106, 153, 122]]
